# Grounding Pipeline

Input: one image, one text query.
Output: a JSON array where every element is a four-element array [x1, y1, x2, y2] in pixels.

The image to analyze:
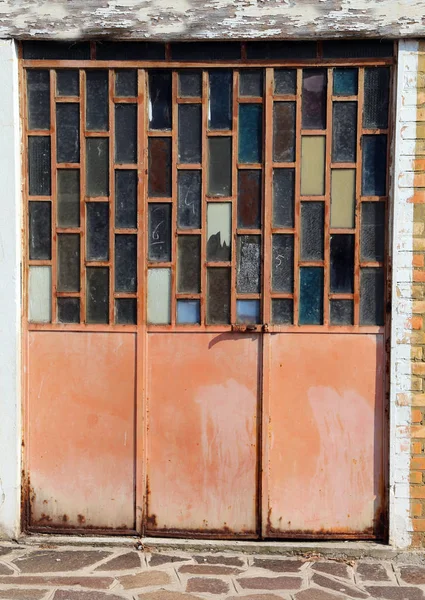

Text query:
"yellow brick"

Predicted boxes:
[[414, 239, 425, 252], [414, 222, 425, 236], [411, 472, 423, 484], [412, 377, 424, 392], [412, 363, 425, 376], [413, 395, 425, 407], [412, 442, 423, 454], [412, 347, 424, 360]]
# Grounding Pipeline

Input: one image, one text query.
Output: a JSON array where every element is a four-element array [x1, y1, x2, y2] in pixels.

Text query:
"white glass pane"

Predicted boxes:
[[207, 202, 232, 262], [148, 268, 171, 324], [29, 266, 51, 323]]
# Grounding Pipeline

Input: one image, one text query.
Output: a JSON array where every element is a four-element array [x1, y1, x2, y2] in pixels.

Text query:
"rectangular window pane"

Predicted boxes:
[[148, 137, 171, 197], [115, 298, 137, 325], [57, 70, 79, 97], [58, 297, 80, 324], [96, 42, 165, 61], [360, 268, 384, 326], [272, 299, 293, 325], [149, 72, 172, 130], [333, 68, 358, 96], [302, 69, 327, 130], [299, 267, 324, 325], [237, 300, 260, 324], [86, 267, 109, 324], [148, 203, 172, 262], [208, 137, 232, 197], [177, 299, 200, 324], [238, 170, 261, 229], [56, 103, 80, 164], [240, 70, 263, 97], [237, 235, 261, 294], [301, 136, 325, 196], [177, 235, 201, 293], [115, 234, 137, 292], [272, 234, 294, 293], [273, 169, 295, 228], [362, 135, 387, 196], [172, 42, 240, 61], [209, 70, 232, 130], [179, 71, 202, 97], [239, 104, 262, 164], [301, 202, 324, 261], [29, 266, 51, 323], [274, 69, 296, 95], [332, 102, 357, 163], [207, 267, 230, 324], [115, 170, 137, 229], [363, 67, 390, 129], [207, 202, 231, 262], [361, 202, 385, 262], [330, 299, 354, 326], [147, 268, 171, 324], [273, 102, 295, 162], [330, 234, 354, 293], [58, 233, 80, 292], [331, 169, 355, 229], [115, 70, 138, 97], [177, 170, 201, 229], [86, 202, 109, 261], [57, 170, 80, 228], [86, 138, 109, 197], [28, 136, 51, 196], [86, 71, 109, 131], [178, 104, 202, 164], [29, 201, 51, 260], [23, 41, 91, 60], [115, 104, 137, 164], [27, 70, 50, 130]]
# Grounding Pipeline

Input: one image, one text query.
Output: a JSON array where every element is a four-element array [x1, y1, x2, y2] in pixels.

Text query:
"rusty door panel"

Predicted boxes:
[[27, 332, 136, 532], [265, 333, 384, 539], [146, 333, 260, 537]]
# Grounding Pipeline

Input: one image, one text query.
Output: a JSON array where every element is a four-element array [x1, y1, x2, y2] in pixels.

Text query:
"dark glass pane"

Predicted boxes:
[[362, 135, 387, 196], [330, 300, 354, 326], [56, 103, 80, 163], [208, 137, 232, 196], [239, 104, 262, 164], [86, 267, 109, 324], [115, 104, 137, 164], [115, 234, 137, 292], [115, 70, 138, 97], [177, 235, 201, 293], [246, 41, 317, 60], [86, 202, 109, 261], [209, 70, 232, 130], [273, 102, 295, 162], [302, 69, 327, 130], [272, 234, 294, 293], [301, 202, 324, 261], [29, 201, 51, 260], [57, 298, 80, 324], [332, 102, 357, 163], [364, 67, 390, 129], [23, 41, 90, 60], [322, 40, 393, 59], [237, 300, 260, 324], [299, 267, 324, 325], [240, 70, 263, 97], [96, 42, 165, 61], [361, 202, 385, 262], [179, 71, 202, 97], [27, 70, 50, 130], [274, 70, 297, 95], [149, 72, 172, 130], [330, 234, 355, 293], [333, 68, 358, 96], [273, 169, 295, 228], [177, 300, 200, 324], [172, 42, 241, 61], [148, 137, 171, 197], [115, 170, 137, 229], [272, 299, 293, 325], [57, 233, 80, 292], [238, 170, 261, 229], [237, 235, 261, 293], [115, 298, 137, 325], [178, 104, 202, 164], [86, 71, 109, 131], [177, 170, 201, 229], [148, 203, 171, 262], [56, 70, 79, 97], [86, 138, 109, 197], [28, 136, 51, 196], [360, 268, 384, 326], [57, 170, 80, 228], [207, 267, 230, 324]]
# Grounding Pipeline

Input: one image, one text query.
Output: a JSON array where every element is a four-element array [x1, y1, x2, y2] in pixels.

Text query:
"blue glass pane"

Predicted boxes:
[[209, 70, 232, 130], [362, 135, 387, 196], [177, 300, 200, 324], [239, 104, 262, 164], [236, 300, 260, 324], [299, 267, 324, 325], [333, 68, 358, 96]]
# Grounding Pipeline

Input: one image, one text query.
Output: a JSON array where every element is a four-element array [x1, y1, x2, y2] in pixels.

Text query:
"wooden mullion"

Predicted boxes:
[[201, 70, 208, 326], [354, 68, 364, 326], [50, 69, 58, 324], [323, 68, 333, 326], [80, 70, 87, 323], [293, 68, 302, 326], [231, 71, 239, 325], [171, 71, 178, 326], [108, 70, 115, 325], [263, 68, 273, 326]]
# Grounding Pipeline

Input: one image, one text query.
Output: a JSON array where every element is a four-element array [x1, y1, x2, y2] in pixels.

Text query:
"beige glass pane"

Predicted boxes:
[[331, 169, 356, 228], [301, 136, 325, 196], [207, 202, 231, 262], [148, 268, 171, 324], [29, 266, 51, 323]]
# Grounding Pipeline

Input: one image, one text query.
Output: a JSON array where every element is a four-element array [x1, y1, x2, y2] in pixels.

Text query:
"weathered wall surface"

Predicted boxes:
[[0, 0, 424, 41]]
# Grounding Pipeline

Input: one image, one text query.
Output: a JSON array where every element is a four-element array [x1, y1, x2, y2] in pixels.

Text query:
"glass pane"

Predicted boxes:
[[178, 105, 202, 164], [147, 268, 171, 324], [301, 202, 324, 261], [29, 201, 51, 260], [177, 235, 201, 293], [361, 202, 385, 262], [86, 138, 109, 197], [115, 298, 137, 325], [273, 102, 296, 162], [172, 42, 240, 61], [272, 234, 294, 293], [86, 267, 109, 324], [177, 170, 201, 229], [299, 267, 324, 325], [246, 41, 316, 60], [148, 203, 172, 262], [115, 104, 137, 164], [28, 136, 51, 196], [86, 71, 109, 131], [330, 234, 355, 293], [273, 169, 295, 228], [57, 170, 80, 228], [330, 299, 354, 326], [27, 70, 50, 130], [115, 234, 137, 292], [177, 300, 200, 324], [274, 69, 296, 95], [237, 235, 261, 294], [301, 136, 325, 196], [240, 71, 263, 97], [149, 72, 172, 130], [56, 103, 80, 164], [207, 203, 231, 262], [115, 170, 137, 229], [238, 170, 261, 229], [364, 67, 390, 129], [58, 297, 80, 324], [322, 40, 393, 59], [56, 70, 79, 97], [86, 202, 109, 261], [237, 300, 260, 324], [208, 137, 232, 197], [239, 104, 262, 164], [148, 137, 172, 197], [333, 68, 358, 96], [302, 69, 327, 130], [362, 135, 387, 196], [28, 266, 51, 323], [208, 70, 232, 130], [272, 299, 293, 325], [179, 71, 202, 97], [96, 42, 165, 61], [57, 233, 80, 292], [332, 102, 357, 163], [360, 268, 384, 326], [23, 41, 90, 60], [207, 267, 230, 324], [331, 169, 356, 229], [115, 70, 137, 97]]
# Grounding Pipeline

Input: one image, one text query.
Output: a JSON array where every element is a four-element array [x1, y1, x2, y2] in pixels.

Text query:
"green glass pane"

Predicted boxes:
[[238, 104, 262, 164]]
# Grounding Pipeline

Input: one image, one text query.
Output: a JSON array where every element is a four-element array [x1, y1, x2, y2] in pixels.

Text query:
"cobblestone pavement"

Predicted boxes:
[[0, 542, 423, 600]]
